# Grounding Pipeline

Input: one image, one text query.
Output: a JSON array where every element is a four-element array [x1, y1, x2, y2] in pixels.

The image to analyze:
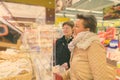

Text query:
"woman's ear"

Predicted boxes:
[[85, 28, 90, 31]]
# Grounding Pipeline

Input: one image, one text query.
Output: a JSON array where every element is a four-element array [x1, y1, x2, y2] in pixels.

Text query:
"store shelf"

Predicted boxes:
[[107, 58, 117, 67], [108, 63, 117, 69], [107, 58, 120, 80], [0, 41, 20, 49]]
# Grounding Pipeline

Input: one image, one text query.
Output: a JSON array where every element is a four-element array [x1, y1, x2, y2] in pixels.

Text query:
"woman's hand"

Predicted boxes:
[[53, 65, 65, 80], [61, 63, 68, 70]]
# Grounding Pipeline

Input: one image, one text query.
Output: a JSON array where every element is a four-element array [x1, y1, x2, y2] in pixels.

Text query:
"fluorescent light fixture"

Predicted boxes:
[[91, 11, 102, 14], [56, 13, 102, 20], [56, 13, 75, 17], [66, 8, 76, 11], [66, 8, 102, 14], [65, 14, 75, 17], [77, 9, 90, 13], [109, 0, 120, 3], [55, 13, 63, 16]]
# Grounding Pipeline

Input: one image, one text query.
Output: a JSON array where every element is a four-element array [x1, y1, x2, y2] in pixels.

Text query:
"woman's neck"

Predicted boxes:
[[65, 35, 72, 39]]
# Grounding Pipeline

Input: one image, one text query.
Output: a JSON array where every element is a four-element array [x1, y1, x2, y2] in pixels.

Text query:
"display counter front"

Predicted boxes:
[[0, 51, 34, 80], [107, 58, 120, 79]]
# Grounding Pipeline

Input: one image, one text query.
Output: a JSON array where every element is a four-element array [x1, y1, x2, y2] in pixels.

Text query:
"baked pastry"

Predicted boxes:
[[0, 53, 33, 80]]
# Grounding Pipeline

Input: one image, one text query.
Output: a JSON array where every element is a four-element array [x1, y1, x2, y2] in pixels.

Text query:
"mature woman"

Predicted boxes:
[[55, 14, 115, 80], [56, 21, 74, 69]]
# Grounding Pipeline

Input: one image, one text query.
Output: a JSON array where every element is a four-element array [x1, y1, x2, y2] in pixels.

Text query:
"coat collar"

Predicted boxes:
[[68, 31, 100, 52], [61, 35, 73, 43]]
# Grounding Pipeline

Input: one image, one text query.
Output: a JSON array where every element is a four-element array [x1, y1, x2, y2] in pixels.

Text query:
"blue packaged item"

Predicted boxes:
[[108, 39, 118, 49]]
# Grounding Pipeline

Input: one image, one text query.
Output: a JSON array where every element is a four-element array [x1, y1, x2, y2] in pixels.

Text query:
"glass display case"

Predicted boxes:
[[25, 25, 54, 80]]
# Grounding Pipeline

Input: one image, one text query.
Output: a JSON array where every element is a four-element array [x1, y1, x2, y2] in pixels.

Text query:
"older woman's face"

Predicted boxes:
[[62, 24, 73, 36], [74, 19, 88, 34]]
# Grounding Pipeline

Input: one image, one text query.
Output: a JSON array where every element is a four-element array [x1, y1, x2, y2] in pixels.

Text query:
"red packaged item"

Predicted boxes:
[[117, 69, 120, 74], [54, 73, 63, 80], [106, 27, 116, 40], [98, 32, 106, 44]]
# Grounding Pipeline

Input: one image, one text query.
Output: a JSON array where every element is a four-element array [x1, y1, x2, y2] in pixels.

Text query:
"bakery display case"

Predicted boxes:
[[0, 50, 34, 80], [33, 25, 53, 80], [0, 0, 55, 79], [0, 18, 35, 80], [22, 25, 54, 80]]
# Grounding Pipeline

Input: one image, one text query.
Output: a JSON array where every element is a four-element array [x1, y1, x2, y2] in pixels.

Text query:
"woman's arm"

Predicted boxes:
[[87, 41, 115, 80], [61, 69, 70, 80], [0, 24, 8, 36], [56, 39, 62, 65]]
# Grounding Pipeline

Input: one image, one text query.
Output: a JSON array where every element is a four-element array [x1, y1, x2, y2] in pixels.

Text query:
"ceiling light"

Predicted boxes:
[[65, 14, 75, 17], [77, 9, 90, 12], [66, 8, 102, 14], [88, 0, 91, 2], [91, 11, 103, 14], [65, 8, 76, 11], [55, 13, 63, 16], [56, 13, 75, 17], [109, 0, 120, 3]]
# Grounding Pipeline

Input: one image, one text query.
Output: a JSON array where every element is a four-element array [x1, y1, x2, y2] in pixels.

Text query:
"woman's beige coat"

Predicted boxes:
[[62, 31, 115, 80]]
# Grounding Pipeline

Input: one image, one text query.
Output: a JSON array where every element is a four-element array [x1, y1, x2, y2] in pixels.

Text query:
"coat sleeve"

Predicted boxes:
[[87, 42, 115, 80], [56, 39, 61, 65], [61, 69, 70, 80]]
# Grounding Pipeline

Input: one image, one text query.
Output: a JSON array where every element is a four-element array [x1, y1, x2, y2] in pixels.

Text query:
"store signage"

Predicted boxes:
[[56, 0, 73, 12], [55, 17, 70, 25], [46, 8, 55, 24], [106, 27, 116, 40], [103, 3, 120, 20], [98, 27, 116, 45]]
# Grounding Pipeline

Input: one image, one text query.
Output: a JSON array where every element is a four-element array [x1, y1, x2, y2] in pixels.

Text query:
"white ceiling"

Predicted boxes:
[[56, 0, 120, 20], [0, 2, 45, 19], [0, 2, 46, 32], [0, 0, 120, 21]]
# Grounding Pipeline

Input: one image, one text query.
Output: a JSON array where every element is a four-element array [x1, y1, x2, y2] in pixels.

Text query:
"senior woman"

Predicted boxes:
[[56, 21, 74, 69], [54, 14, 115, 80]]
